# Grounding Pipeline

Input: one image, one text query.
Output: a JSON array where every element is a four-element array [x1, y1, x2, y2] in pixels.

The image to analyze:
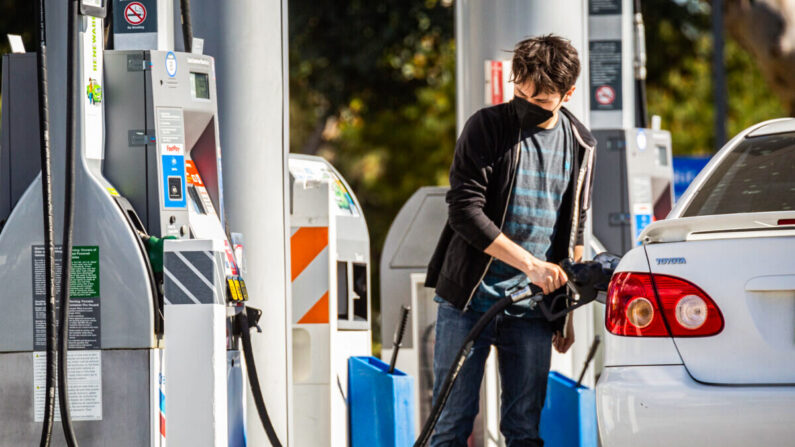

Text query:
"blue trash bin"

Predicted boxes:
[[349, 356, 415, 447], [539, 371, 597, 447]]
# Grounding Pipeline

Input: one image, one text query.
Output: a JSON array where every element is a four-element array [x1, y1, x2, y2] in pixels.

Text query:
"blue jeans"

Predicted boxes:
[[431, 301, 553, 447]]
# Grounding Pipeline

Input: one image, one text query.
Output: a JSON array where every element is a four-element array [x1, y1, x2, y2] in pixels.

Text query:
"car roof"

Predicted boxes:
[[746, 118, 795, 138], [665, 117, 794, 221]]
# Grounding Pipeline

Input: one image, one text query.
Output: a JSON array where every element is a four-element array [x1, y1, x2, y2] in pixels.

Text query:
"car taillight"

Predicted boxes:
[[606, 272, 724, 337]]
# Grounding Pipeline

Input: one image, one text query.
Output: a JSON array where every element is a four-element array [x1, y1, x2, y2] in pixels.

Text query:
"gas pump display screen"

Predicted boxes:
[[190, 72, 210, 100], [656, 145, 669, 166]]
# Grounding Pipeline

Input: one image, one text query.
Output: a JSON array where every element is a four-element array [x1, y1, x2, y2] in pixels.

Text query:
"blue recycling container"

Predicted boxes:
[[539, 371, 598, 447], [349, 356, 415, 447]]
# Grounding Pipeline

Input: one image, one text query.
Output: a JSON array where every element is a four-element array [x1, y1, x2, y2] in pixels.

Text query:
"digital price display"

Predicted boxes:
[[190, 72, 210, 100]]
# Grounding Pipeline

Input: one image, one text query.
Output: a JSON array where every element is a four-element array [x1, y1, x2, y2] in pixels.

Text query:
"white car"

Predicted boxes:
[[596, 118, 795, 446]]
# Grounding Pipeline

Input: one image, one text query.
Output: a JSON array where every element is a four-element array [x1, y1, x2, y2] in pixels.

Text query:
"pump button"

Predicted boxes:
[[180, 225, 189, 237], [168, 176, 183, 200], [169, 216, 176, 224]]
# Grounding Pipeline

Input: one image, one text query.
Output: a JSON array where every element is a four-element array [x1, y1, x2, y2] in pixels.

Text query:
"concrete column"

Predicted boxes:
[[456, 0, 590, 133], [188, 1, 292, 444]]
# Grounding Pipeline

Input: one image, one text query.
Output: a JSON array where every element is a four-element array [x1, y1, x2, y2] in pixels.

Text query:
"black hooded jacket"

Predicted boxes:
[[425, 102, 597, 329]]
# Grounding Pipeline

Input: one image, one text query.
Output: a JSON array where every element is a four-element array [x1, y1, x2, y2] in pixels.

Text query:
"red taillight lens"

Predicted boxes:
[[606, 272, 724, 337], [653, 275, 724, 336], [606, 272, 669, 336]]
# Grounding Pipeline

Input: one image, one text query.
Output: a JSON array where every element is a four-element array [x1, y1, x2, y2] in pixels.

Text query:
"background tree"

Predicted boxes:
[[289, 0, 456, 349], [0, 1, 789, 349], [0, 1, 34, 54], [288, 0, 788, 349], [721, 0, 795, 114], [643, 0, 785, 154]]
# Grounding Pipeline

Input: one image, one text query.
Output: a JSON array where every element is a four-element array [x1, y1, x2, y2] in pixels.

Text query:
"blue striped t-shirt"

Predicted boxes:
[[469, 113, 574, 317]]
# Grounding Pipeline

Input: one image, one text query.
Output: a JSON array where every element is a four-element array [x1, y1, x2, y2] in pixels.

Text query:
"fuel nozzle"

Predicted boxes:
[[559, 252, 621, 303]]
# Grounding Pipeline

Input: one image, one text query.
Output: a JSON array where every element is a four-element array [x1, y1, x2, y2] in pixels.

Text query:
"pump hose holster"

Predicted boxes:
[[234, 306, 283, 447]]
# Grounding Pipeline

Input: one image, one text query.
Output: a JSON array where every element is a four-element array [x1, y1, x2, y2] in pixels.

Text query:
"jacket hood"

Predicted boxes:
[[559, 106, 597, 148]]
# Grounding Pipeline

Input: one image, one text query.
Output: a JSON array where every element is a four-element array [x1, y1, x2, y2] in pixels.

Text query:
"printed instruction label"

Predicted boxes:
[[33, 351, 103, 421], [32, 246, 101, 351], [157, 108, 185, 146], [589, 40, 623, 111], [589, 0, 621, 15]]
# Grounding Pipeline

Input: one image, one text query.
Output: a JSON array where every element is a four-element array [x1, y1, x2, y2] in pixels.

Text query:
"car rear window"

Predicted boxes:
[[683, 131, 795, 217]]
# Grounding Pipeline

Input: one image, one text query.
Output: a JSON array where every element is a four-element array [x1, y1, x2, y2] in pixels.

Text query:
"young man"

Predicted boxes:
[[425, 35, 597, 446]]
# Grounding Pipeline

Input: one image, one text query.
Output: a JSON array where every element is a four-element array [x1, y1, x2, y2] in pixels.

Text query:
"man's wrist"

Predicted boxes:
[[521, 252, 539, 275]]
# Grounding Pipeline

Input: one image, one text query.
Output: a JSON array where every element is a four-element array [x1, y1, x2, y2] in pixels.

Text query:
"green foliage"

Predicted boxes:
[[289, 0, 456, 344], [644, 0, 785, 155], [289, 0, 787, 348], [0, 1, 35, 56], [0, 0, 785, 348]]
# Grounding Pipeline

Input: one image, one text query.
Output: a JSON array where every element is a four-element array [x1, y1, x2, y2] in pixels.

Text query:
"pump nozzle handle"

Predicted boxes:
[[388, 306, 410, 374], [576, 335, 601, 388]]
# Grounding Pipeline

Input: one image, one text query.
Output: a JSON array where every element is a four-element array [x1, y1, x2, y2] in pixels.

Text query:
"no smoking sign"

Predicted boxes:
[[124, 2, 147, 26], [595, 85, 616, 106]]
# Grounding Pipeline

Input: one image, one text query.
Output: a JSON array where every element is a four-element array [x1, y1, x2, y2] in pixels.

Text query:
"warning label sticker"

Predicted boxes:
[[32, 246, 101, 351], [185, 160, 204, 187], [114, 0, 157, 34], [589, 40, 623, 111], [34, 351, 103, 422], [124, 2, 147, 26]]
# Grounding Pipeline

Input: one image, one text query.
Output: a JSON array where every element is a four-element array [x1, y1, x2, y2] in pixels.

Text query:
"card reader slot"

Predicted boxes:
[[188, 184, 206, 214]]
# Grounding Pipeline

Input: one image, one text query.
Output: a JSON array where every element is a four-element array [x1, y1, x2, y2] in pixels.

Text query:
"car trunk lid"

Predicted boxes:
[[645, 216, 795, 384]]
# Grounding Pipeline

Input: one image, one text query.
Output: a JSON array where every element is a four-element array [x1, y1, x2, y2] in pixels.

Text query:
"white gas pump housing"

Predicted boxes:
[[288, 154, 372, 447]]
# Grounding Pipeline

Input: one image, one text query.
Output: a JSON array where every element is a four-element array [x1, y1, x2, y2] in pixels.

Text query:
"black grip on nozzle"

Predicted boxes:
[[388, 306, 410, 374]]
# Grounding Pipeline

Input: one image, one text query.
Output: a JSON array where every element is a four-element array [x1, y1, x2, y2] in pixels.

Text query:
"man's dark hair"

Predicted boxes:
[[511, 34, 581, 97]]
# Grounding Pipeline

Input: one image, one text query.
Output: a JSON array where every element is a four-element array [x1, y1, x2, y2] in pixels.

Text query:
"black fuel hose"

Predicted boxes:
[[235, 309, 283, 447], [179, 0, 194, 53], [57, 0, 80, 445], [413, 287, 541, 447], [414, 255, 620, 446], [36, 0, 56, 444]]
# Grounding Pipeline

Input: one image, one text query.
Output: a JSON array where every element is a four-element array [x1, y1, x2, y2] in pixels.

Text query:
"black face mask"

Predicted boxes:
[[511, 96, 554, 130]]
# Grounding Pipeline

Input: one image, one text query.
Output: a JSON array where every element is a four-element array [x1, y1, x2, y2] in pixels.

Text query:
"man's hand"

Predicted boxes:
[[484, 234, 568, 295], [523, 258, 568, 295], [552, 316, 575, 354]]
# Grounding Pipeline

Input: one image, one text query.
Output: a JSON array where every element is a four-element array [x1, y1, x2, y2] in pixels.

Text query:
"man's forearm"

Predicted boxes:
[[484, 237, 584, 269], [483, 233, 536, 273], [482, 234, 574, 294]]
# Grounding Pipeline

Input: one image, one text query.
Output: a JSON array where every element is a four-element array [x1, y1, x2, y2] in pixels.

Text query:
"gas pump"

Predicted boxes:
[[288, 154, 372, 447], [0, 4, 165, 444], [102, 45, 243, 445], [591, 128, 674, 254], [0, 0, 279, 445]]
